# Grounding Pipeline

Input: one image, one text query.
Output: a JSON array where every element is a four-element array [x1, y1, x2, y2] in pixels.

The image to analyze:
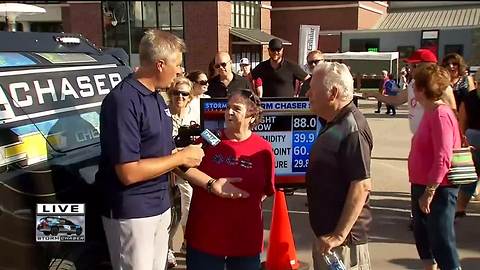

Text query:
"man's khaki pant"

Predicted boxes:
[[312, 241, 371, 270], [102, 209, 171, 270]]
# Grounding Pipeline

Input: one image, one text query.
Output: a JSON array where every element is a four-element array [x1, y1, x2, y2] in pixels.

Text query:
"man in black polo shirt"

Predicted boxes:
[[252, 38, 308, 97], [96, 30, 247, 270], [305, 61, 373, 270], [206, 52, 250, 97]]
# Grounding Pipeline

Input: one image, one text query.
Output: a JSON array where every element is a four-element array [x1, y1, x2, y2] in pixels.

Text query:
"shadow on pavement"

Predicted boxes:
[[389, 258, 422, 269], [371, 191, 411, 198], [460, 257, 480, 270], [389, 256, 480, 270], [371, 156, 408, 161], [371, 191, 480, 259], [363, 112, 410, 119], [369, 197, 415, 245]]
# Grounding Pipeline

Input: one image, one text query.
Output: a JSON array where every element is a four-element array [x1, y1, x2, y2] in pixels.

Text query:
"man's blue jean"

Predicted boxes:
[[411, 184, 461, 270], [186, 246, 260, 270]]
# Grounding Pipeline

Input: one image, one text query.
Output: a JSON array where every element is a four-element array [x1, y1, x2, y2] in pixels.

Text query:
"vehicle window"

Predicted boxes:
[[0, 52, 37, 67], [9, 110, 100, 155], [64, 219, 75, 225], [35, 53, 97, 64]]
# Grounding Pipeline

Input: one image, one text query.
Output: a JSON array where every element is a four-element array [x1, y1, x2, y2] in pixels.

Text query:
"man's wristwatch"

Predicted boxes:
[[206, 178, 217, 193]]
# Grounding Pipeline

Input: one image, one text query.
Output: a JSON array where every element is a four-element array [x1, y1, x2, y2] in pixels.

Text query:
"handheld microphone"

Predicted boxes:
[[178, 129, 220, 172]]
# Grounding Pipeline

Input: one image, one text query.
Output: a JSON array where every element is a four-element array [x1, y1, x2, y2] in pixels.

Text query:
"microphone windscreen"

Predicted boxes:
[[200, 129, 221, 147]]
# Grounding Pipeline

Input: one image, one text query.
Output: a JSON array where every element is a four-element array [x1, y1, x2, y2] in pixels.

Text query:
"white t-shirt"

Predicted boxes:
[[189, 94, 210, 121], [407, 79, 424, 134]]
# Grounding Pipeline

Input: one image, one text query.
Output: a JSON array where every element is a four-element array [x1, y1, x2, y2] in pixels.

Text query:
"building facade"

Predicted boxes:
[[271, 1, 388, 64], [7, 1, 287, 73], [341, 1, 480, 66]]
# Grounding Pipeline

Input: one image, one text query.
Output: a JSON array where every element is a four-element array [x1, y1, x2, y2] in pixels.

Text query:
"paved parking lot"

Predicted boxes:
[[172, 99, 480, 269]]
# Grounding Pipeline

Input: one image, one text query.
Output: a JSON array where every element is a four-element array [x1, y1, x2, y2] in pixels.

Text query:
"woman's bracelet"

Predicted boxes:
[[206, 178, 217, 193]]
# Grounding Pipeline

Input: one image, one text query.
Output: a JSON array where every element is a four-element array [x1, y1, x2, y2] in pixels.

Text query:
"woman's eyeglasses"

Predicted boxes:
[[172, 91, 190, 97], [447, 62, 459, 67], [214, 61, 230, 69], [307, 59, 323, 66], [196, 80, 208, 86]]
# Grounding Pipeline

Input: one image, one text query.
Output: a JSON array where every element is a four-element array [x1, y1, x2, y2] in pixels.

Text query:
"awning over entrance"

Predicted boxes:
[[376, 6, 480, 30], [230, 28, 291, 45]]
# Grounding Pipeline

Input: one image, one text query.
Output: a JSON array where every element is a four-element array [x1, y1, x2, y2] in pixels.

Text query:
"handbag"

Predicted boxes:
[[447, 147, 478, 185]]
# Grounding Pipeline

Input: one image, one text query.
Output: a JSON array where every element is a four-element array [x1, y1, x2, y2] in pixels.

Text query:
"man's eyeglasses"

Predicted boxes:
[[172, 91, 190, 97], [196, 80, 208, 86], [307, 59, 323, 66], [214, 61, 231, 69], [269, 48, 282, 53]]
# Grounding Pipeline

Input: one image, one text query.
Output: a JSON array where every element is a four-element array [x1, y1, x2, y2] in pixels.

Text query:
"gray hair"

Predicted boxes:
[[313, 61, 354, 101], [139, 29, 186, 66]]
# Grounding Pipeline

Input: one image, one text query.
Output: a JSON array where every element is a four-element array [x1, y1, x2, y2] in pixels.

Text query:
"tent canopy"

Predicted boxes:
[[322, 52, 399, 61]]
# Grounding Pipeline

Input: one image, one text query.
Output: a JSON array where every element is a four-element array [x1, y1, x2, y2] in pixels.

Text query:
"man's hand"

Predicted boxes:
[[419, 191, 435, 214], [179, 144, 204, 168], [212, 177, 250, 199], [315, 233, 345, 254]]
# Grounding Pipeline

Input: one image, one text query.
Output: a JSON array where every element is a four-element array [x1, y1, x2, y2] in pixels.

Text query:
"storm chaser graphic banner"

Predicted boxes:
[[0, 64, 129, 122]]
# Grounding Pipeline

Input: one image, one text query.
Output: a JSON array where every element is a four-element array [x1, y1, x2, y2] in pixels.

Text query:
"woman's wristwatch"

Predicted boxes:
[[206, 178, 217, 193]]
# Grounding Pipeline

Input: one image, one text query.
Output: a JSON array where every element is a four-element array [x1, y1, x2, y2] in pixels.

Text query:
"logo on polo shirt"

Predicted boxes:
[[164, 108, 172, 117]]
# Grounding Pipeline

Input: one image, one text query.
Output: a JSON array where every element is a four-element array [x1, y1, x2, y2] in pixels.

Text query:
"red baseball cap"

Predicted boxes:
[[403, 48, 437, 64]]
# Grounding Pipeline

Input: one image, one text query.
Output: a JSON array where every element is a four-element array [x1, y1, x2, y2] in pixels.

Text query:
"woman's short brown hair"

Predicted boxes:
[[414, 64, 450, 101], [442, 53, 467, 75], [228, 89, 263, 129]]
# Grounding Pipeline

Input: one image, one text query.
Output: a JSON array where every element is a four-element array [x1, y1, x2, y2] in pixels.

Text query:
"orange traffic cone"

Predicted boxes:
[[265, 191, 300, 270]]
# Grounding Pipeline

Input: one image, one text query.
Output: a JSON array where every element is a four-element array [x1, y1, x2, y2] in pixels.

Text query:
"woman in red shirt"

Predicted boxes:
[[185, 89, 275, 270]]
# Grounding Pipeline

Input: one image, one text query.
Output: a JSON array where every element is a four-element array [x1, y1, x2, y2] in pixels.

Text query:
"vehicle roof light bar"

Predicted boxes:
[[54, 36, 81, 44]]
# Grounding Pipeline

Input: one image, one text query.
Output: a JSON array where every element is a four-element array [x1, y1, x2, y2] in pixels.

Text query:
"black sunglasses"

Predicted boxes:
[[307, 59, 323, 66], [269, 48, 282, 52], [196, 80, 208, 85], [214, 61, 230, 69], [172, 91, 190, 97]]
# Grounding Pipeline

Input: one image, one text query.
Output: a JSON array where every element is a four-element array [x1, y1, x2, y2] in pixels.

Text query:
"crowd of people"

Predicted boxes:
[[94, 29, 479, 270]]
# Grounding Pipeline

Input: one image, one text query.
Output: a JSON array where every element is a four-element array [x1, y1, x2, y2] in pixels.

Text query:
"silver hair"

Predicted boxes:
[[313, 61, 354, 101], [139, 29, 186, 66]]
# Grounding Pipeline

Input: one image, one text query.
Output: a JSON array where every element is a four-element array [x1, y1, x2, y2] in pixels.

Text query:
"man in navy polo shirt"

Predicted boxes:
[[96, 30, 248, 270], [252, 38, 309, 97]]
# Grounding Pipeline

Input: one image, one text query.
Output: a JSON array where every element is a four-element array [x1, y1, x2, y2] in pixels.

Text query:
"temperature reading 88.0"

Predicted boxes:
[[293, 117, 316, 129]]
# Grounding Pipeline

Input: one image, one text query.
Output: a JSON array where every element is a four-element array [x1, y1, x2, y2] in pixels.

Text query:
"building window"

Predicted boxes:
[[349, 39, 380, 52], [398, 46, 415, 59], [421, 30, 439, 59], [445, 44, 464, 56], [231, 1, 260, 29], [102, 1, 184, 56]]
